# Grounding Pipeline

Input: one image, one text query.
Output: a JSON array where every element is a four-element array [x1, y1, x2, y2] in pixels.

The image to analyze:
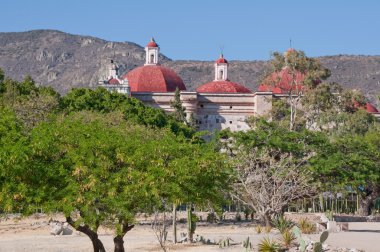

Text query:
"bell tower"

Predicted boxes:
[[145, 38, 159, 65], [214, 54, 228, 81]]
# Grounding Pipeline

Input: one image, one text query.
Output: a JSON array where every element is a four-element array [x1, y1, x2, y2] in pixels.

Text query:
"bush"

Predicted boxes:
[[278, 229, 296, 249], [272, 215, 295, 233], [255, 225, 263, 234], [258, 237, 280, 252], [298, 218, 316, 234]]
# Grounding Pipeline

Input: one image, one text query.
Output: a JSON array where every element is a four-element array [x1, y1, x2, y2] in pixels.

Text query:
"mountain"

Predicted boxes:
[[0, 30, 379, 106]]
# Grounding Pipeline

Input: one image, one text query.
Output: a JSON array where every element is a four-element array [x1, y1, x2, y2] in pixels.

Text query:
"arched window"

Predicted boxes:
[[150, 54, 155, 63], [219, 70, 224, 79]]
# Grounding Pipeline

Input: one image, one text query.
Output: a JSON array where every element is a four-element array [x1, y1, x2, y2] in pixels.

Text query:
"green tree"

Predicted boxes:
[[310, 125, 380, 215], [170, 87, 186, 123], [263, 49, 330, 130], [0, 107, 30, 213]]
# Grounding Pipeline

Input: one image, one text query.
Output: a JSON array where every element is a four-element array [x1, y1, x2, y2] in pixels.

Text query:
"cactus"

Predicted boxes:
[[313, 230, 329, 252], [313, 242, 323, 252], [292, 226, 306, 252], [319, 230, 329, 243], [242, 236, 252, 251]]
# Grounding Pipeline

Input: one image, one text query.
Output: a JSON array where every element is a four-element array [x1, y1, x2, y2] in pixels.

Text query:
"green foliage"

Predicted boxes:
[[258, 237, 280, 252], [60, 87, 195, 138], [272, 215, 295, 233], [187, 206, 197, 238], [279, 229, 296, 249], [0, 107, 30, 213], [170, 87, 186, 122]]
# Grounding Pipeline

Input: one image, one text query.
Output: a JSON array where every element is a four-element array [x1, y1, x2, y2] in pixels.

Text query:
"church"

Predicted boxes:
[[99, 38, 380, 131]]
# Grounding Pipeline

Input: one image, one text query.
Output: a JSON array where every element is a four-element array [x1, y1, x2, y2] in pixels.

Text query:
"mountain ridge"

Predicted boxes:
[[0, 30, 379, 106]]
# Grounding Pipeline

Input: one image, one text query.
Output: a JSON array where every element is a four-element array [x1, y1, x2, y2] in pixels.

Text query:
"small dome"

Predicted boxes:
[[196, 80, 252, 93], [258, 67, 307, 94], [216, 55, 228, 64], [123, 65, 186, 92], [146, 38, 158, 48], [108, 78, 120, 84]]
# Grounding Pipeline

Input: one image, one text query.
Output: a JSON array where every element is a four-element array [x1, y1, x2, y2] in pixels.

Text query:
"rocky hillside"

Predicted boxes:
[[0, 30, 379, 106]]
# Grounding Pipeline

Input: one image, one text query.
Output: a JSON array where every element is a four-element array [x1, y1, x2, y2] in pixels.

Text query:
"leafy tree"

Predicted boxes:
[[25, 111, 230, 251], [0, 107, 30, 213], [0, 75, 60, 130], [170, 87, 186, 123], [310, 125, 380, 215], [61, 87, 195, 138], [263, 49, 330, 130]]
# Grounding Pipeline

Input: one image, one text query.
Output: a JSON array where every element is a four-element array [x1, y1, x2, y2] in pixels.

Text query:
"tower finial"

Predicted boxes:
[[289, 38, 292, 49], [219, 45, 224, 58]]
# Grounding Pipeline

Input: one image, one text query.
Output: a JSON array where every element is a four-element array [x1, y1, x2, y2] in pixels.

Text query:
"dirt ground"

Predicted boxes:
[[0, 215, 379, 252]]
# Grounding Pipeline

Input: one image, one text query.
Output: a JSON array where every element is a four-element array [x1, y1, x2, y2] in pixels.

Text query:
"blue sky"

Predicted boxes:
[[1, 0, 379, 60]]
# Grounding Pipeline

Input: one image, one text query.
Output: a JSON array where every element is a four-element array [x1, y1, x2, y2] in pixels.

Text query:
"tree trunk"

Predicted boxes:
[[113, 223, 134, 252], [173, 203, 177, 244], [66, 217, 105, 252], [114, 235, 125, 252], [263, 212, 271, 228], [357, 186, 380, 216]]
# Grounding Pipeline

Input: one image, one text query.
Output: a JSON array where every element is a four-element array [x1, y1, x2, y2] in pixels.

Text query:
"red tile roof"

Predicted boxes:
[[196, 80, 252, 93], [366, 102, 379, 113], [123, 65, 186, 92]]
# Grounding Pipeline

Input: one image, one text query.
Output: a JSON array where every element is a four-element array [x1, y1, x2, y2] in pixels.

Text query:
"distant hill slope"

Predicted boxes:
[[0, 30, 379, 106]]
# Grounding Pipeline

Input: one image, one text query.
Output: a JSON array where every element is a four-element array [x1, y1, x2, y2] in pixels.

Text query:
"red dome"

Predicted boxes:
[[146, 40, 158, 48], [216, 55, 228, 64], [366, 103, 379, 113], [258, 67, 306, 94], [123, 65, 186, 92], [196, 80, 252, 93], [108, 78, 120, 84]]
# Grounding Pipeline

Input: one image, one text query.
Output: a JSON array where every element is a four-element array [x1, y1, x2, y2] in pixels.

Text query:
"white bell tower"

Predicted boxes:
[[214, 54, 228, 81], [145, 38, 159, 65], [108, 59, 118, 79]]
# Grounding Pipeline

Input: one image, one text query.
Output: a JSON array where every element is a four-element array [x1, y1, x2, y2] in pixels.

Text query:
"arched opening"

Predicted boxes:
[[150, 54, 155, 63], [219, 70, 224, 79]]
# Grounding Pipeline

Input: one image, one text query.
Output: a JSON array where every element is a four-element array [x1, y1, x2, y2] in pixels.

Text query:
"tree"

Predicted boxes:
[[28, 112, 166, 251], [310, 125, 380, 215], [231, 147, 315, 227], [224, 119, 322, 226], [0, 107, 30, 213], [263, 49, 330, 130], [170, 87, 186, 123]]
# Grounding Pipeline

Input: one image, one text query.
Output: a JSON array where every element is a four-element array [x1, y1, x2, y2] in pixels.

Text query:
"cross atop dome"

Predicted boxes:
[[145, 38, 159, 65], [214, 54, 228, 81]]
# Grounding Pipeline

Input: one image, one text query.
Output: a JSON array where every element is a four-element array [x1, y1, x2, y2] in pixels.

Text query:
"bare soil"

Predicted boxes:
[[0, 215, 379, 252]]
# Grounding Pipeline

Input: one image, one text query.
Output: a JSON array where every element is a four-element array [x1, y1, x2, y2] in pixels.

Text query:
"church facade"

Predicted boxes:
[[99, 39, 380, 131]]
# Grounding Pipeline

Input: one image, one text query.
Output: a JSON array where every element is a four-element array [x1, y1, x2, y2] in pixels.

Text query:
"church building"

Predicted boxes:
[[99, 39, 380, 131]]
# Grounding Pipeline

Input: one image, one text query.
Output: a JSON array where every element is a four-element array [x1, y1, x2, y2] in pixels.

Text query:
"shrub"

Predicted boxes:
[[298, 218, 316, 234], [255, 225, 263, 234], [278, 229, 296, 249], [258, 237, 280, 252], [272, 215, 295, 233]]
